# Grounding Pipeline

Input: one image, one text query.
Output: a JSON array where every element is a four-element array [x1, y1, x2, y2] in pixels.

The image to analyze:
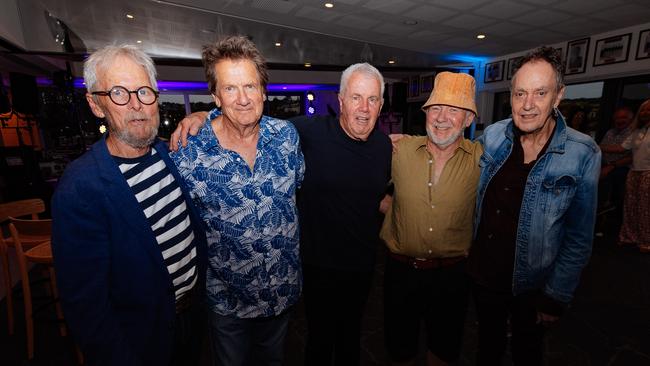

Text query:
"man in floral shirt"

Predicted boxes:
[[172, 36, 304, 366]]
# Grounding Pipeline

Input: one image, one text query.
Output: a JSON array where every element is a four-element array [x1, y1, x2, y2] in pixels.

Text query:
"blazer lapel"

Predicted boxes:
[[91, 137, 170, 281]]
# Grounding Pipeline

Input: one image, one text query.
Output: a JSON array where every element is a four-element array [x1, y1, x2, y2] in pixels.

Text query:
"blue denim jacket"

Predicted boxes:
[[475, 115, 601, 303]]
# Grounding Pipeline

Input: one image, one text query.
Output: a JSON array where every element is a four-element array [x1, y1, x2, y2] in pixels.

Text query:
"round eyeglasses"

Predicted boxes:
[[91, 85, 159, 106]]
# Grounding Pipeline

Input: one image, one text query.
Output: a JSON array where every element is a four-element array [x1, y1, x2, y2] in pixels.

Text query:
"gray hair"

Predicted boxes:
[[83, 44, 157, 93], [340, 63, 385, 98]]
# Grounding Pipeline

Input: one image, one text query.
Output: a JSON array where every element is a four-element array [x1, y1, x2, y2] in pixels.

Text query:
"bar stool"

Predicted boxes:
[[9, 218, 66, 360]]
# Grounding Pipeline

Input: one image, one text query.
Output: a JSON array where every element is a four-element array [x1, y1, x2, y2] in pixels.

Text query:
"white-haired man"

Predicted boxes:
[[381, 72, 482, 366], [52, 44, 207, 366]]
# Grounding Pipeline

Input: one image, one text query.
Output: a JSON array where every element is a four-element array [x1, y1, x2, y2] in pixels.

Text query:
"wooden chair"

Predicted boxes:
[[9, 218, 66, 360], [0, 198, 46, 336]]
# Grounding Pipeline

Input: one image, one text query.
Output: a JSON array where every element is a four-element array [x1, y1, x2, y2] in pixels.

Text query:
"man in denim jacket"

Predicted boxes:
[[467, 46, 601, 366]]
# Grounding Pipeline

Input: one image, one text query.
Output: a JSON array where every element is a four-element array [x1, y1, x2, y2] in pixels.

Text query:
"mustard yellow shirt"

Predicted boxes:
[[380, 136, 482, 258]]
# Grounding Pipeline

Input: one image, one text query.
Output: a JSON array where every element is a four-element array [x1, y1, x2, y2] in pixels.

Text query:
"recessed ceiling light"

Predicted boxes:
[[324, 3, 334, 8], [477, 34, 486, 39], [403, 20, 418, 25], [126, 14, 134, 19], [388, 60, 396, 64], [304, 62, 312, 68], [275, 42, 282, 47], [136, 40, 142, 44]]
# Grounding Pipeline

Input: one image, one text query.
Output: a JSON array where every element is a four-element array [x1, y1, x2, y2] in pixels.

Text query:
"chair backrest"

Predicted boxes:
[[0, 199, 45, 224], [9, 218, 53, 243]]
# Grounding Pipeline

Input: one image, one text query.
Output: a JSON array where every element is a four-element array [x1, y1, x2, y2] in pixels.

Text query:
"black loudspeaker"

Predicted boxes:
[[10, 73, 39, 115], [0, 78, 10, 114], [391, 82, 408, 114]]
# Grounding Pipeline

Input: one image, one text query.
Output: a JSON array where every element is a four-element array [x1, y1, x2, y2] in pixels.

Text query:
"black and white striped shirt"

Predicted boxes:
[[114, 147, 197, 300]]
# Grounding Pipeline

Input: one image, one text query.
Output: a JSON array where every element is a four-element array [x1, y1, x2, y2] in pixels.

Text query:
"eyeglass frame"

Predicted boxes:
[[90, 85, 160, 106]]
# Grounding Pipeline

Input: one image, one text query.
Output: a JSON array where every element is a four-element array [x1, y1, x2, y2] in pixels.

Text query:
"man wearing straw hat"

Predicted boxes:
[[380, 71, 481, 366]]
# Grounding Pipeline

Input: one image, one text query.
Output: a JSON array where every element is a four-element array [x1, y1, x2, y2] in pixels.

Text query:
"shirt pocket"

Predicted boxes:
[[541, 175, 578, 217]]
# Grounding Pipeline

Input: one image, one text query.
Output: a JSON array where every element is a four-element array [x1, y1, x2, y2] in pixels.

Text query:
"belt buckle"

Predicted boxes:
[[413, 257, 427, 269]]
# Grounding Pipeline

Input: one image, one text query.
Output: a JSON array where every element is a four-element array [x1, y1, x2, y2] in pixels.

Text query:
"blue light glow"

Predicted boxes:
[[444, 54, 489, 64]]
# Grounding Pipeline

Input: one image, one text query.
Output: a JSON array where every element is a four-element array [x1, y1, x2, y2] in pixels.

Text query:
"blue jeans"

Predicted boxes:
[[209, 310, 290, 366]]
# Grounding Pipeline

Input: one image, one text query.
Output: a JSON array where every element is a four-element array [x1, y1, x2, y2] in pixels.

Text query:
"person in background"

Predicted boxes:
[[467, 46, 601, 366], [170, 62, 392, 366], [170, 36, 304, 366], [602, 99, 650, 252], [52, 44, 207, 366], [597, 106, 634, 233], [380, 71, 482, 366]]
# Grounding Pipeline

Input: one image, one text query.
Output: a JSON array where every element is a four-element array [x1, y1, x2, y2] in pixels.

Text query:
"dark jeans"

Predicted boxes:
[[302, 264, 374, 366], [472, 282, 545, 366], [170, 301, 207, 366], [598, 166, 629, 229], [208, 310, 290, 366], [383, 255, 470, 363]]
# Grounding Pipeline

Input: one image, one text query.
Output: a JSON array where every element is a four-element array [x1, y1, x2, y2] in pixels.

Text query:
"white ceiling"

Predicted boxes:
[[11, 0, 650, 68]]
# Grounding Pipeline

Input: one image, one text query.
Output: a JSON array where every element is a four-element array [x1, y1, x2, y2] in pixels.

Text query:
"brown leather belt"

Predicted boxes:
[[389, 252, 465, 270]]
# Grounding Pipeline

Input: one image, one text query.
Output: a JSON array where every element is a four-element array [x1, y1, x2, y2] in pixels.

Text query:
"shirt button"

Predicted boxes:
[[428, 159, 433, 164], [429, 227, 433, 232], [431, 204, 435, 209], [428, 182, 432, 187], [236, 157, 241, 162]]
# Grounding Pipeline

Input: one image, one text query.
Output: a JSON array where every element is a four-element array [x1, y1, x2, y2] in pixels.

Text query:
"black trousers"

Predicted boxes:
[[302, 264, 374, 366], [472, 282, 545, 366], [383, 256, 469, 363], [170, 300, 207, 366]]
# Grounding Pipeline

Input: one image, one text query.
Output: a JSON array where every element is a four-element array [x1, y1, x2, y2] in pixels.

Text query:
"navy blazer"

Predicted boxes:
[[51, 136, 207, 366]]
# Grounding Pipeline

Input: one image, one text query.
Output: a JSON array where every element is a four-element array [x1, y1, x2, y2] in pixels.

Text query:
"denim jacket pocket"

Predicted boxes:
[[541, 175, 578, 216]]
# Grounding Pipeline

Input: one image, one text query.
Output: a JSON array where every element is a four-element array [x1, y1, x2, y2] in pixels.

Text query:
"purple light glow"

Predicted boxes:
[[39, 77, 339, 93]]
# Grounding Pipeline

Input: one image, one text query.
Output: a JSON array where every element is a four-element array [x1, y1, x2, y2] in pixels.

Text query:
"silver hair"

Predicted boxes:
[[83, 44, 158, 93], [340, 63, 385, 98]]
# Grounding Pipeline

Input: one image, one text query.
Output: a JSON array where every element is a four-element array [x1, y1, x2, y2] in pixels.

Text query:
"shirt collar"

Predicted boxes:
[[197, 108, 281, 149], [505, 113, 567, 154], [415, 136, 474, 155]]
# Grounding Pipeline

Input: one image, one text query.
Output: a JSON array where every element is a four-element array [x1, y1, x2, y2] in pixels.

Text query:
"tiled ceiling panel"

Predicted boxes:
[[432, 0, 491, 11], [372, 23, 416, 37], [335, 15, 380, 31], [363, 0, 416, 14], [294, 6, 343, 23], [442, 14, 498, 30], [250, 0, 297, 14], [473, 1, 535, 19], [13, 0, 650, 68], [402, 5, 458, 22]]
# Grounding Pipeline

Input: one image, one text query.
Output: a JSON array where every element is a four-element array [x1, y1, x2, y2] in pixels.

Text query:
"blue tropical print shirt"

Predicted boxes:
[[171, 108, 305, 318]]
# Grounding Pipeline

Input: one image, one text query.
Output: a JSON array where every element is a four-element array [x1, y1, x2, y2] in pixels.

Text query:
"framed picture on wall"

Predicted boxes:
[[420, 74, 434, 94], [409, 76, 419, 98], [484, 60, 504, 83], [594, 33, 631, 66], [506, 57, 522, 80], [565, 38, 589, 75], [636, 29, 650, 60]]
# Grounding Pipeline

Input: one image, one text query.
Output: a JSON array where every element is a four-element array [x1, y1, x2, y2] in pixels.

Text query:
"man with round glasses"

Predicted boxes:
[[51, 44, 207, 366]]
